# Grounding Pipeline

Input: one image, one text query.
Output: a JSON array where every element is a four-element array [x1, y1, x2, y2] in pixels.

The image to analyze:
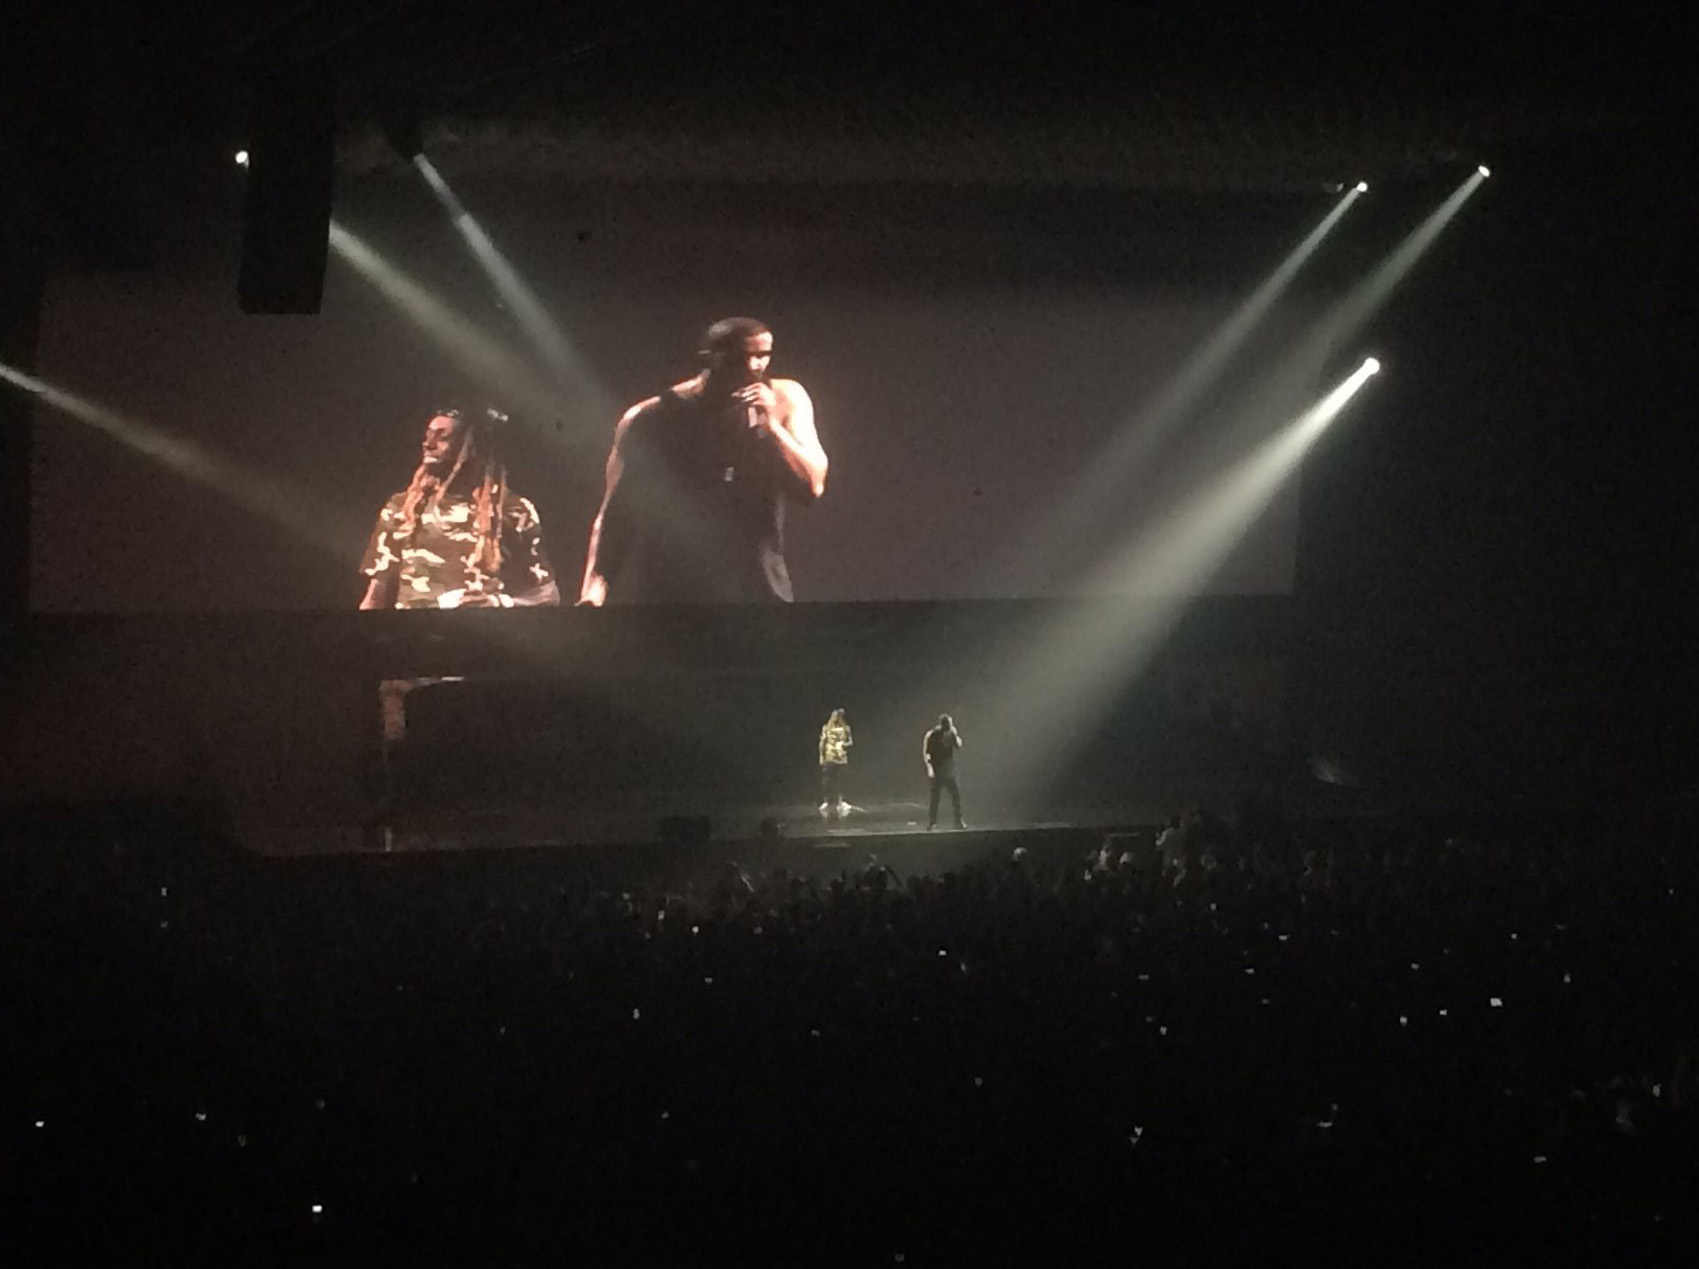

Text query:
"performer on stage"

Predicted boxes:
[[923, 713, 966, 830], [357, 406, 561, 817], [359, 407, 560, 612], [578, 317, 828, 605], [818, 707, 853, 821]]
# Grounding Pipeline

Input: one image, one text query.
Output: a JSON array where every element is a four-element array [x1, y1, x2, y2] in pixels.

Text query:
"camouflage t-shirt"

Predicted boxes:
[[819, 720, 852, 766], [361, 489, 554, 609]]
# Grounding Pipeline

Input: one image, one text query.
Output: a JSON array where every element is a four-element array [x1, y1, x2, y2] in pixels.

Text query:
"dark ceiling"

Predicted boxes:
[[14, 2, 1688, 166], [4, 1, 1690, 266]]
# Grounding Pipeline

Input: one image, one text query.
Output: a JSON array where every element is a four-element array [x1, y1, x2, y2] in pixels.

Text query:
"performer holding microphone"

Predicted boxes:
[[579, 317, 829, 605]]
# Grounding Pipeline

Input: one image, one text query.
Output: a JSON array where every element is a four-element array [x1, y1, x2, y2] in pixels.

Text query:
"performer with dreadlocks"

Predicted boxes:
[[359, 407, 560, 611], [578, 317, 828, 605], [818, 707, 853, 821], [357, 408, 559, 841]]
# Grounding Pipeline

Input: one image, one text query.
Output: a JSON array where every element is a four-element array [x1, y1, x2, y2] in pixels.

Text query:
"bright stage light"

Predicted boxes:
[[1224, 166, 1483, 450], [0, 362, 354, 558], [327, 220, 563, 424], [1364, 356, 1381, 374], [234, 150, 250, 167], [1477, 164, 1491, 177], [1355, 180, 1369, 192], [983, 180, 1366, 594], [965, 357, 1385, 811], [413, 157, 616, 430]]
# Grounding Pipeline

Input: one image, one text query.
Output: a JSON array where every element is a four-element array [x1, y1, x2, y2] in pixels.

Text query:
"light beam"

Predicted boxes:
[[327, 219, 562, 423], [414, 156, 616, 431], [990, 184, 1365, 592], [1, 363, 355, 559], [971, 357, 1384, 810]]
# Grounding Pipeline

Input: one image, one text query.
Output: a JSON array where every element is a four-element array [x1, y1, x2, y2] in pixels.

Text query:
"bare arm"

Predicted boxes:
[[764, 380, 828, 499], [579, 402, 649, 606], [359, 575, 399, 610]]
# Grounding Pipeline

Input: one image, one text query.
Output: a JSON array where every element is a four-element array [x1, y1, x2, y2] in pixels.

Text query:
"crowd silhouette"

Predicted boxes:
[[4, 803, 1696, 1261]]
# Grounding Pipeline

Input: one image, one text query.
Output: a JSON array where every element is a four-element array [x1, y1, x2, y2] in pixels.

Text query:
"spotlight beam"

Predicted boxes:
[[415, 157, 616, 431], [990, 184, 1365, 591], [1155, 166, 1488, 507], [328, 220, 562, 423], [1, 363, 356, 559], [1302, 168, 1486, 367], [971, 359, 1383, 809]]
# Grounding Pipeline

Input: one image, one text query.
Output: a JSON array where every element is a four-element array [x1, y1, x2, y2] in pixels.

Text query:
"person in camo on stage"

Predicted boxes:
[[819, 707, 853, 822], [358, 407, 560, 783]]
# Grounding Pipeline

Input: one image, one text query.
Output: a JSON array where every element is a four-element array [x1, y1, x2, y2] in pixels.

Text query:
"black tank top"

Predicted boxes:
[[616, 388, 793, 602]]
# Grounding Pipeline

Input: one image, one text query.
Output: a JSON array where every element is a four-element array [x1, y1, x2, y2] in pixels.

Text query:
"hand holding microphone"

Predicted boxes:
[[734, 381, 777, 435]]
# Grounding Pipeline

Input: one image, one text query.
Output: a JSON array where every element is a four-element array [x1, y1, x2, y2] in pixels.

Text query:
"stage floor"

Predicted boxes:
[[235, 796, 1153, 864]]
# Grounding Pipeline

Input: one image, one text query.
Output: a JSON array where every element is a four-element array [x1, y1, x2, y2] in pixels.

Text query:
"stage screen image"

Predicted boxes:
[[27, 176, 1322, 613]]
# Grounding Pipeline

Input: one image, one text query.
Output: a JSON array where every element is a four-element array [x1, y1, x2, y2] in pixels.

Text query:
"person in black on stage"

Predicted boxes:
[[923, 713, 965, 830], [578, 317, 829, 605]]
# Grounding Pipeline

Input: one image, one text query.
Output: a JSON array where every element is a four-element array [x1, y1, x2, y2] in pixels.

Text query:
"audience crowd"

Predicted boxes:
[[4, 803, 1696, 1261]]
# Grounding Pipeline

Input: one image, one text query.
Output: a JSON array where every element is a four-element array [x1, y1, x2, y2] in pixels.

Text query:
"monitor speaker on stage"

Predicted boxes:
[[238, 63, 335, 315]]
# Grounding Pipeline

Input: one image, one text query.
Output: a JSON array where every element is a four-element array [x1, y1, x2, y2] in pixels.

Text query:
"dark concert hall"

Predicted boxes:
[[3, 2, 1695, 1260]]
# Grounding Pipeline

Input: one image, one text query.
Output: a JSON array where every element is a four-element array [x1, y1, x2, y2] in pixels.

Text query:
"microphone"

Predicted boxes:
[[485, 407, 510, 425], [745, 378, 771, 435]]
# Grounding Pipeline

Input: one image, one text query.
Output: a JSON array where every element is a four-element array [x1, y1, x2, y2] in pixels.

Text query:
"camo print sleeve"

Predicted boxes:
[[504, 495, 556, 593], [360, 494, 406, 579]]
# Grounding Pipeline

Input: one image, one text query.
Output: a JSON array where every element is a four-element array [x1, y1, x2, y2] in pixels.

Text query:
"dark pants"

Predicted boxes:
[[821, 762, 844, 811], [928, 772, 963, 828]]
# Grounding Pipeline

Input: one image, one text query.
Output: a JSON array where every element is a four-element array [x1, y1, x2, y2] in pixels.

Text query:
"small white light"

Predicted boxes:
[[310, 1204, 323, 1215], [1355, 180, 1369, 193], [1477, 164, 1491, 177], [1364, 357, 1381, 375], [235, 150, 250, 167]]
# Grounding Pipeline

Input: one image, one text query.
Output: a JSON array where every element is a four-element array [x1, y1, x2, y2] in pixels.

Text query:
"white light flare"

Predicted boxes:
[[413, 156, 616, 428], [327, 220, 560, 423], [0, 363, 354, 558], [989, 181, 1366, 592], [974, 357, 1384, 806]]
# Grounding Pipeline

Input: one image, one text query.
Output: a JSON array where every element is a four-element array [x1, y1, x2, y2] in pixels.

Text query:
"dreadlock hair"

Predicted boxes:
[[394, 408, 512, 588]]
